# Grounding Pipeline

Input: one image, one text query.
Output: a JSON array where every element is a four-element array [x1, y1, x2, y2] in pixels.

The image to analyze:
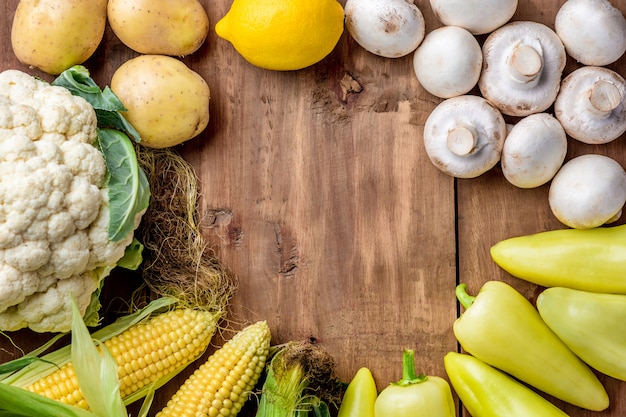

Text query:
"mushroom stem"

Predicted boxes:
[[586, 80, 623, 117], [606, 208, 623, 224], [447, 125, 478, 156], [507, 42, 544, 85]]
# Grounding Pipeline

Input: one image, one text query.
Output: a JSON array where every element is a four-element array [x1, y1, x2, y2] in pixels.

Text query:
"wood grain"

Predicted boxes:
[[1, 0, 626, 416]]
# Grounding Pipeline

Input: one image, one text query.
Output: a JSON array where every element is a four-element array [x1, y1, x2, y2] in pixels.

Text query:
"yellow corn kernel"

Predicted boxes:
[[26, 308, 217, 409], [156, 321, 271, 417]]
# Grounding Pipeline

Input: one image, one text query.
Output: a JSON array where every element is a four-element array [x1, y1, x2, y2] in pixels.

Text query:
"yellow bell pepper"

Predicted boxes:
[[444, 352, 570, 417], [454, 281, 608, 411], [490, 224, 626, 293], [537, 287, 626, 381], [374, 349, 455, 417], [337, 367, 377, 417]]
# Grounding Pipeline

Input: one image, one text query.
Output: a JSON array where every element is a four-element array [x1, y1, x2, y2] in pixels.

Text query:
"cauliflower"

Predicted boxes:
[[0, 69, 145, 333]]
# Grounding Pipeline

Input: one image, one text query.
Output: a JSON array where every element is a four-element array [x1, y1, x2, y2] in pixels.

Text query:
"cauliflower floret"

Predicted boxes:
[[61, 141, 107, 184], [0, 70, 139, 333], [0, 272, 99, 333], [3, 241, 50, 272], [0, 265, 39, 312]]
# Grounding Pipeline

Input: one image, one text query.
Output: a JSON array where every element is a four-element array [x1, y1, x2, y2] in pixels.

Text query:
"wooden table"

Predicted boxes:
[[1, 0, 626, 416]]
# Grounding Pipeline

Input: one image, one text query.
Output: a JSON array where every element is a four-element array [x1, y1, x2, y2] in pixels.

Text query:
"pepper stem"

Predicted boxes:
[[393, 349, 427, 386], [456, 283, 476, 309]]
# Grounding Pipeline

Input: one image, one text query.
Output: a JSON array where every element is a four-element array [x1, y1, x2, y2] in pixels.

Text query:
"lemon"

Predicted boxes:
[[215, 0, 345, 71]]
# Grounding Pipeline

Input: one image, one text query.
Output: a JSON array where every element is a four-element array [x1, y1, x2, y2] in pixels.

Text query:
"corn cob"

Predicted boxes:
[[25, 308, 218, 409], [156, 320, 271, 417]]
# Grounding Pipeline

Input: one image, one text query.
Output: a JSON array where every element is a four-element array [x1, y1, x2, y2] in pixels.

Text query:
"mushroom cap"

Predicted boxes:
[[413, 26, 483, 99], [478, 21, 566, 117], [555, 0, 626, 66], [423, 95, 507, 178], [344, 0, 426, 58], [554, 66, 626, 144], [429, 0, 518, 35], [548, 154, 626, 229], [501, 113, 567, 188]]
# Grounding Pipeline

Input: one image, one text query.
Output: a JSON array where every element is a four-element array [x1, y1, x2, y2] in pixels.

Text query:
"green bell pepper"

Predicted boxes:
[[537, 286, 626, 381], [374, 349, 455, 417], [490, 224, 626, 293], [444, 352, 570, 417], [454, 281, 608, 411], [337, 367, 377, 417]]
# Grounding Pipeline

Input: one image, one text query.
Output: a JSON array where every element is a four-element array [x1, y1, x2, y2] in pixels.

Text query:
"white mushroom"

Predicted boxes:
[[428, 0, 518, 35], [478, 21, 567, 117], [554, 66, 626, 145], [344, 0, 426, 58], [412, 26, 483, 99], [501, 113, 567, 188], [549, 154, 626, 229], [423, 95, 507, 178], [555, 0, 626, 66]]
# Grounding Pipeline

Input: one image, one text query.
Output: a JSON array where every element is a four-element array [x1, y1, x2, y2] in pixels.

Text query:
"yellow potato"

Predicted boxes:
[[11, 0, 107, 75], [108, 0, 210, 56], [111, 55, 211, 148]]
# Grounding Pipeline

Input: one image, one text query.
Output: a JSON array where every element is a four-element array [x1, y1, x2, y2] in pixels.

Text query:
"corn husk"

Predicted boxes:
[[70, 296, 126, 417]]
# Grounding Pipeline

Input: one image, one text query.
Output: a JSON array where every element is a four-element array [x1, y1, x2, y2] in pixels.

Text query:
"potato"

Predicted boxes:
[[11, 0, 107, 75], [108, 0, 210, 56], [111, 55, 211, 149]]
